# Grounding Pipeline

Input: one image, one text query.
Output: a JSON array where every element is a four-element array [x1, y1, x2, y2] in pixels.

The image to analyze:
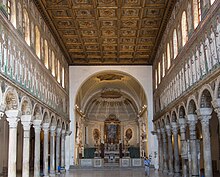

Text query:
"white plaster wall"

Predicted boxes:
[[68, 66, 156, 168]]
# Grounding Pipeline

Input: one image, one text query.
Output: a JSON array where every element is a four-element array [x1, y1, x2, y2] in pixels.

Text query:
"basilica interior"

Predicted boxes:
[[0, 0, 219, 177]]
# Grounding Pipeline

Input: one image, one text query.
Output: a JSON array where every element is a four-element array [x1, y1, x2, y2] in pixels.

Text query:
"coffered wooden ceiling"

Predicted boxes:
[[34, 0, 175, 65]]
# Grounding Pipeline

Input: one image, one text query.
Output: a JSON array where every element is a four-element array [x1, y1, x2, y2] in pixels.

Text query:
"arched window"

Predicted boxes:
[[23, 9, 30, 46], [210, 0, 215, 5], [158, 62, 161, 84], [35, 26, 41, 59], [62, 67, 65, 88], [167, 43, 171, 69], [181, 11, 188, 46], [57, 60, 60, 83], [7, 0, 16, 28], [52, 51, 55, 77], [162, 54, 165, 77], [44, 40, 49, 69], [155, 69, 158, 89], [193, 0, 201, 29], [173, 29, 178, 59]]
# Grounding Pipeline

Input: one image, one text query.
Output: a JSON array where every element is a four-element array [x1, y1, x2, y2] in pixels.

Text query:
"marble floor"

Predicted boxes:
[[57, 168, 169, 177]]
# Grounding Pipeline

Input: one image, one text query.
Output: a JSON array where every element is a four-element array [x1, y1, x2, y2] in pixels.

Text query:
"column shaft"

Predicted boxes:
[[188, 115, 199, 176], [172, 123, 180, 175], [179, 118, 188, 177], [200, 116, 213, 177], [61, 132, 65, 171], [56, 133, 61, 173], [43, 128, 49, 177], [161, 128, 168, 173], [166, 126, 173, 174], [7, 119, 19, 177], [50, 130, 56, 175], [34, 126, 41, 177], [22, 129, 30, 177]]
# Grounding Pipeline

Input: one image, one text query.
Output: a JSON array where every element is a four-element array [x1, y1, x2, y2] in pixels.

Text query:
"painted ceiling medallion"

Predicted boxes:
[[97, 74, 124, 81]]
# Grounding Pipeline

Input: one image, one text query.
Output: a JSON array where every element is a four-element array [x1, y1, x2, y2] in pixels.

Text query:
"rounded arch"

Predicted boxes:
[[57, 117, 62, 129], [178, 103, 186, 118], [62, 121, 66, 131], [171, 108, 178, 122], [165, 114, 171, 125], [161, 118, 165, 128], [50, 113, 57, 127], [214, 76, 220, 99], [32, 103, 43, 120], [3, 86, 19, 111], [75, 70, 148, 109], [19, 96, 32, 115], [42, 108, 50, 123], [198, 84, 214, 108], [186, 95, 199, 114]]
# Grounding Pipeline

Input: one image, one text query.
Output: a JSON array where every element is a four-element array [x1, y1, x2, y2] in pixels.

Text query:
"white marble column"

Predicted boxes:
[[197, 108, 213, 177], [157, 129, 163, 171], [178, 118, 188, 177], [166, 125, 173, 175], [56, 128, 61, 174], [33, 120, 42, 177], [60, 130, 66, 172], [187, 114, 199, 176], [42, 123, 49, 177], [21, 115, 32, 177], [171, 122, 180, 176], [50, 126, 56, 176], [161, 128, 168, 173], [5, 110, 20, 177]]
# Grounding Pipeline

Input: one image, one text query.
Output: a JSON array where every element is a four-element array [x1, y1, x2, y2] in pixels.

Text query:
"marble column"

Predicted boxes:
[[60, 130, 66, 172], [161, 128, 168, 173], [21, 115, 32, 177], [166, 125, 173, 175], [187, 114, 199, 176], [56, 128, 62, 173], [50, 126, 56, 176], [171, 122, 180, 176], [178, 118, 188, 177], [197, 108, 213, 177], [5, 110, 20, 177], [157, 129, 163, 171], [212, 99, 220, 130], [42, 123, 50, 177], [33, 120, 42, 177]]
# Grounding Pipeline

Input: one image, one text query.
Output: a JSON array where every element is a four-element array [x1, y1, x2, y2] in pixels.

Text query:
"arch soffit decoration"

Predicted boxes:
[[178, 102, 186, 116], [83, 89, 139, 115], [75, 70, 148, 116], [197, 84, 214, 107], [19, 96, 32, 116], [186, 95, 199, 114]]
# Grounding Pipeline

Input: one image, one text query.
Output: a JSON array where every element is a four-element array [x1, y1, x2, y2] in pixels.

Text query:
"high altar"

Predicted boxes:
[[76, 114, 146, 167]]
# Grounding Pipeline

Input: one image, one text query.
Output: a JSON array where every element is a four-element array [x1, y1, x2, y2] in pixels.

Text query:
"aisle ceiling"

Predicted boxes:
[[34, 0, 175, 65]]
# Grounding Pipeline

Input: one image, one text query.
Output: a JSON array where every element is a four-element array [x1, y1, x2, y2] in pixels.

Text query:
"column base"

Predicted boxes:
[[168, 171, 174, 175], [174, 172, 181, 177], [49, 171, 56, 176], [163, 169, 168, 174]]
